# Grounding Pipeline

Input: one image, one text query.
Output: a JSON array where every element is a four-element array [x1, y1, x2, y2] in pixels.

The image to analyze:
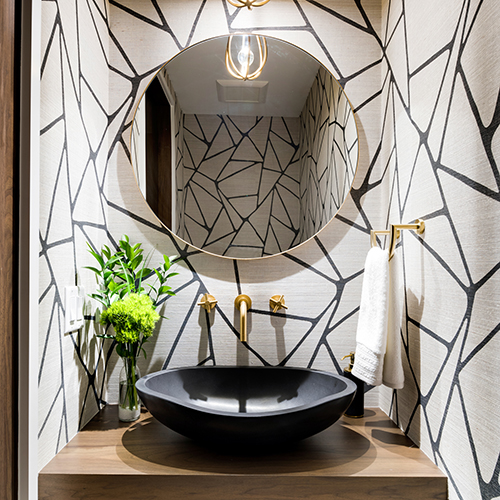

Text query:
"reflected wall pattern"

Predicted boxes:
[[179, 114, 301, 257], [37, 1, 500, 500], [298, 66, 358, 242]]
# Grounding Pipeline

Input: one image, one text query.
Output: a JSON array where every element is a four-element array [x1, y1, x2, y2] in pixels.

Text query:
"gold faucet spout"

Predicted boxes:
[[234, 294, 252, 342]]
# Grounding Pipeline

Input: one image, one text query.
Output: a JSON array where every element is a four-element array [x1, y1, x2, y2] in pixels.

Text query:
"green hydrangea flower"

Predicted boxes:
[[100, 293, 160, 344]]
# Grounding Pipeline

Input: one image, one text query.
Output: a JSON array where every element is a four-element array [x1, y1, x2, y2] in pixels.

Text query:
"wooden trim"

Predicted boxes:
[[0, 0, 19, 498], [146, 78, 173, 229], [39, 475, 447, 500]]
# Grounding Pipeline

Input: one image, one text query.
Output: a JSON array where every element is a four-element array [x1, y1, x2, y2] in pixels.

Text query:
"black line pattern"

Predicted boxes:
[[180, 114, 302, 257], [173, 62, 357, 258], [380, 1, 500, 499], [298, 65, 358, 243], [38, 1, 500, 499]]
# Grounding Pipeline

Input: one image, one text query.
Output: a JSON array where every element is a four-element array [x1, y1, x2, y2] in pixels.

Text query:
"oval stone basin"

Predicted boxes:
[[136, 366, 356, 447]]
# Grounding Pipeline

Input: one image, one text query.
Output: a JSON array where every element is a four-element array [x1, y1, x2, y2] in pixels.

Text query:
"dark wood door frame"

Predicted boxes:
[[0, 0, 20, 498]]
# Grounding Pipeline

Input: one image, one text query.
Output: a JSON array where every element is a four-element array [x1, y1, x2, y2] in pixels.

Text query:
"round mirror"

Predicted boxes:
[[131, 35, 358, 259]]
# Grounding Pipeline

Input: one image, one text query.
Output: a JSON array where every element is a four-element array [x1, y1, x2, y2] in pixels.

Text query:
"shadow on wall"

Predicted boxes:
[[271, 312, 287, 363], [399, 247, 424, 446], [76, 314, 113, 430]]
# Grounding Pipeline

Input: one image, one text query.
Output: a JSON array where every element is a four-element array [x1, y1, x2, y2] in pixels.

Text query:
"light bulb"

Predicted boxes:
[[225, 34, 267, 81], [237, 36, 254, 70], [237, 46, 254, 66]]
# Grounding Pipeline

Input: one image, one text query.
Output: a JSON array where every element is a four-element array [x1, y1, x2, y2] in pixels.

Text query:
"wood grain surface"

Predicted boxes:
[[0, 0, 17, 497], [39, 406, 447, 499]]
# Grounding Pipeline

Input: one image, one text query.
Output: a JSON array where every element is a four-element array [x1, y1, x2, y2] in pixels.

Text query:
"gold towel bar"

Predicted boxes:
[[370, 219, 425, 260]]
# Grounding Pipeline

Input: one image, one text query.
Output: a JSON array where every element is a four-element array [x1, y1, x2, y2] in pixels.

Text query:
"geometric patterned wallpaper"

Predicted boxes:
[[378, 1, 500, 499], [180, 113, 302, 258], [298, 65, 358, 243], [37, 1, 500, 499], [156, 67, 357, 258], [39, 0, 383, 472]]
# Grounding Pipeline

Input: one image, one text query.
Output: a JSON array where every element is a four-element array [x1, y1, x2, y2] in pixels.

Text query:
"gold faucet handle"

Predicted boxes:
[[197, 293, 218, 312], [269, 295, 288, 313]]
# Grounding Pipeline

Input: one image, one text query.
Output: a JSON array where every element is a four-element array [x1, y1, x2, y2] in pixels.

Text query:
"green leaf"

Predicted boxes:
[[89, 295, 108, 308], [83, 266, 102, 276], [102, 245, 111, 259], [131, 254, 143, 270], [166, 272, 179, 279], [96, 334, 115, 340], [112, 283, 128, 294], [141, 268, 153, 278], [158, 285, 171, 295], [116, 343, 126, 358], [120, 238, 133, 260], [107, 255, 122, 267], [88, 247, 105, 268]]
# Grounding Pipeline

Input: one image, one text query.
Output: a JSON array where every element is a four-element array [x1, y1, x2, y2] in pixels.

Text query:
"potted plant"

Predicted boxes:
[[86, 235, 178, 421]]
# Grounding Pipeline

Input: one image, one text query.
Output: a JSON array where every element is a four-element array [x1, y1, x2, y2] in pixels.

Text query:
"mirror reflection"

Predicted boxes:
[[131, 35, 358, 259]]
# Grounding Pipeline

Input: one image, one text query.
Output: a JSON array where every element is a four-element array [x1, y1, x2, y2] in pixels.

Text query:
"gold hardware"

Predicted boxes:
[[225, 34, 268, 81], [370, 219, 425, 260], [341, 352, 355, 373], [269, 295, 287, 313], [197, 294, 218, 312], [227, 0, 270, 10], [234, 294, 252, 342]]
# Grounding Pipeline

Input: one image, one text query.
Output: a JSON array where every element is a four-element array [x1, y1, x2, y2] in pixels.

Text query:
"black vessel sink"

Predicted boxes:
[[135, 366, 356, 447]]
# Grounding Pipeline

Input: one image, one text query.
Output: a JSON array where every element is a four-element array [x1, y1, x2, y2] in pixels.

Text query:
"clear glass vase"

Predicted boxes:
[[118, 355, 141, 422]]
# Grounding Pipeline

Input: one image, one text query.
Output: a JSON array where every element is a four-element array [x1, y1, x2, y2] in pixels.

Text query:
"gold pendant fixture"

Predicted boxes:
[[225, 34, 268, 81], [227, 0, 270, 10]]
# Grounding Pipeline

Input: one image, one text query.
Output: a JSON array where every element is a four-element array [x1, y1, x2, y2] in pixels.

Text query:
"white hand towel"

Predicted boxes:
[[382, 250, 405, 389], [352, 246, 389, 386]]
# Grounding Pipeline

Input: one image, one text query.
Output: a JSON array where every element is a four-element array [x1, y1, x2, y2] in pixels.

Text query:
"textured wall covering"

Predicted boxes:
[[377, 1, 500, 499], [298, 65, 358, 242], [39, 0, 112, 469], [38, 2, 500, 499], [180, 114, 301, 257], [39, 0, 500, 500], [39, 0, 384, 471]]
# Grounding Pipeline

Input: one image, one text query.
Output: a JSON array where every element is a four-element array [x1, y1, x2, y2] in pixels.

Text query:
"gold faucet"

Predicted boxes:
[[234, 294, 252, 342]]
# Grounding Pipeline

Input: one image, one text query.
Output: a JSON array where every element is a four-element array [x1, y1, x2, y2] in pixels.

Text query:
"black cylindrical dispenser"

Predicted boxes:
[[341, 352, 364, 418]]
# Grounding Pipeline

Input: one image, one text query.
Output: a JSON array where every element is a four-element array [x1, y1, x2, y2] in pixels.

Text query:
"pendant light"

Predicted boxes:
[[227, 0, 270, 10], [225, 34, 268, 81]]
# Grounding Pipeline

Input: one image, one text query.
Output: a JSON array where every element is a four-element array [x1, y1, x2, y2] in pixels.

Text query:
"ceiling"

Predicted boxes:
[[164, 35, 322, 117]]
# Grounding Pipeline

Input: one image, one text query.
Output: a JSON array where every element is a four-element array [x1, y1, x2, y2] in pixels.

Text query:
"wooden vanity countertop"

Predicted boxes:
[[39, 406, 447, 500]]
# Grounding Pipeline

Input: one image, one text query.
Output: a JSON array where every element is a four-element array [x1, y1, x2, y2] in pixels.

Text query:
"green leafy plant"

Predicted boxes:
[[85, 235, 178, 419], [86, 235, 177, 312]]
